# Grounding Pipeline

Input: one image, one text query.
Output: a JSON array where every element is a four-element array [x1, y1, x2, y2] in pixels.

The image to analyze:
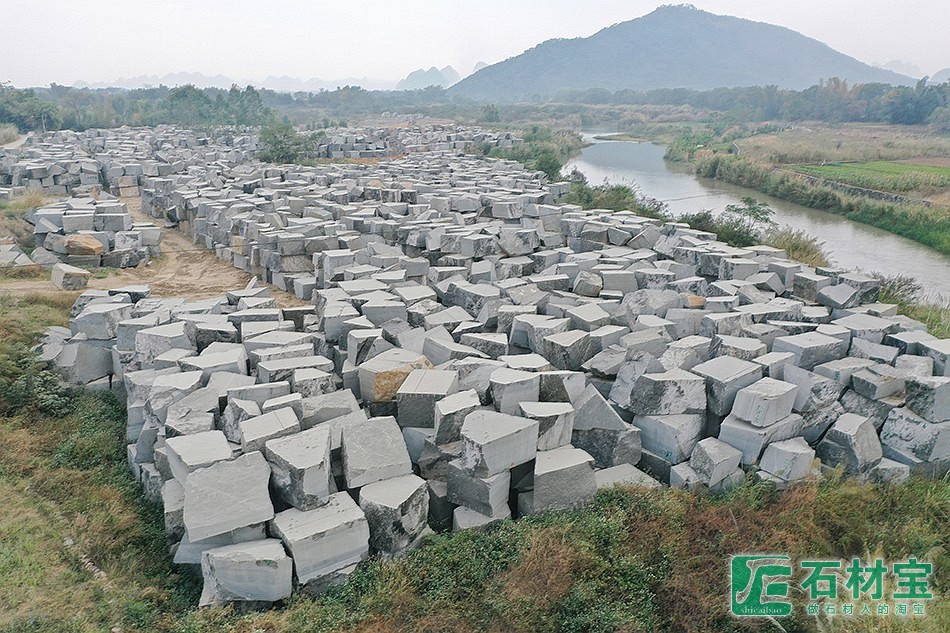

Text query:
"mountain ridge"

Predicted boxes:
[[450, 5, 914, 101]]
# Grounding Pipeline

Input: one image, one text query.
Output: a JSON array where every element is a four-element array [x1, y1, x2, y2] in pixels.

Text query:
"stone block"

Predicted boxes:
[[520, 446, 597, 514], [692, 356, 763, 416], [238, 407, 301, 453], [731, 378, 797, 427], [759, 437, 815, 482], [396, 369, 459, 428], [359, 474, 429, 557], [199, 539, 293, 606], [851, 365, 906, 400], [905, 377, 950, 422], [341, 416, 412, 488], [594, 463, 661, 489], [519, 401, 575, 450], [270, 493, 369, 584], [881, 407, 950, 465], [632, 413, 704, 464], [183, 451, 274, 542], [358, 348, 433, 403], [816, 413, 882, 474], [489, 367, 540, 415], [460, 410, 539, 477], [689, 438, 742, 487], [165, 430, 232, 484], [264, 425, 332, 510], [626, 369, 706, 415], [718, 413, 804, 465], [51, 263, 90, 290], [773, 332, 847, 370], [446, 458, 510, 516], [433, 389, 480, 445]]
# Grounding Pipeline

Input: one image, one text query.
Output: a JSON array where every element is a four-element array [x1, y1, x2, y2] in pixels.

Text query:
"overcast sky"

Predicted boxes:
[[3, 0, 948, 88]]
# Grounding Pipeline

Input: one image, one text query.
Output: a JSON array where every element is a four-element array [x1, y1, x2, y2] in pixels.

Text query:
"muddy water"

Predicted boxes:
[[565, 138, 950, 297]]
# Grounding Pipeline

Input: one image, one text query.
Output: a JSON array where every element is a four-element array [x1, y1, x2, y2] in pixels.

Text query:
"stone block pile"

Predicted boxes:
[[29, 125, 950, 608], [0, 126, 259, 198], [25, 196, 161, 268]]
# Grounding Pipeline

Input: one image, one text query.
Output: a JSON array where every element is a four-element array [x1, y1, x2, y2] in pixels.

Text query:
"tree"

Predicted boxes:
[[259, 121, 311, 164], [479, 103, 501, 123]]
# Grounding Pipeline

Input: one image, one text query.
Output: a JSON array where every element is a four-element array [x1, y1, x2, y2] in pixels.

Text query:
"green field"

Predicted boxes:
[[793, 161, 950, 194]]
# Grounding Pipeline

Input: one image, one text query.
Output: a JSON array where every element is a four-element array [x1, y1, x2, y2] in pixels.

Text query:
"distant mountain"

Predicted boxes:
[[396, 66, 460, 90], [450, 5, 914, 102], [877, 60, 923, 78], [472, 61, 488, 73], [931, 68, 950, 84], [73, 72, 395, 92]]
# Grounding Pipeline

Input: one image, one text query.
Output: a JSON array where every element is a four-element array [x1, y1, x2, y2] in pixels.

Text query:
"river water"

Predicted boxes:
[[564, 137, 950, 297]]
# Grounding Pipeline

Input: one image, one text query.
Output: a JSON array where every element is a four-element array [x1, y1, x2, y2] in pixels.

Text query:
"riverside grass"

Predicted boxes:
[[695, 154, 950, 256]]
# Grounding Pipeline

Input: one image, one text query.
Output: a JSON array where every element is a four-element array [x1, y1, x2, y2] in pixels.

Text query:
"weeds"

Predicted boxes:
[[871, 273, 950, 338], [763, 226, 831, 267]]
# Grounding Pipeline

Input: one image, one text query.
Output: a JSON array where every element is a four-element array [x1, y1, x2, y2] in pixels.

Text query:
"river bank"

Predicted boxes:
[[564, 137, 950, 297], [694, 153, 950, 258]]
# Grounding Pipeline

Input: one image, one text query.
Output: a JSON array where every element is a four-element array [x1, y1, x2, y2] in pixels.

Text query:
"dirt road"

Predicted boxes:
[[1, 197, 310, 307]]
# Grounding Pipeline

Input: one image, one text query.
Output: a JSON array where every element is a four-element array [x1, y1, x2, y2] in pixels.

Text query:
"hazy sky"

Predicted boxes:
[[3, 0, 948, 87]]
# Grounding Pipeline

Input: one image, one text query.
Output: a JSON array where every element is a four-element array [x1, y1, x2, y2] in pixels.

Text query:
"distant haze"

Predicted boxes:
[[4, 0, 948, 88]]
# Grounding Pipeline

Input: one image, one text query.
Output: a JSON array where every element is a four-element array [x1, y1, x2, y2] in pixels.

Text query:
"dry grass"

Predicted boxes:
[[736, 124, 950, 165], [0, 124, 18, 145], [502, 526, 581, 606]]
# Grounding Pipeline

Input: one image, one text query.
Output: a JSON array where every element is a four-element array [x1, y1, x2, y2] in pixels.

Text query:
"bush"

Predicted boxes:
[[678, 196, 777, 248]]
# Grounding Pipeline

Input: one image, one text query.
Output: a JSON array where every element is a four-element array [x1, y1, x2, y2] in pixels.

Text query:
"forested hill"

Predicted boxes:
[[450, 4, 913, 101]]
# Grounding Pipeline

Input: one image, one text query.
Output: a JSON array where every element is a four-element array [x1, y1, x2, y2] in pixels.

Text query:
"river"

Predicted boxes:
[[564, 137, 950, 298]]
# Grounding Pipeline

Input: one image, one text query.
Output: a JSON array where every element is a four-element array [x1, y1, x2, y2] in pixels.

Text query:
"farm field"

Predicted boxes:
[[792, 160, 950, 199]]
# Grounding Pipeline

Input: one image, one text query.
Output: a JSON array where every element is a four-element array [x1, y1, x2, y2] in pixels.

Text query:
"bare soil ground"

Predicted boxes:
[[0, 196, 310, 307]]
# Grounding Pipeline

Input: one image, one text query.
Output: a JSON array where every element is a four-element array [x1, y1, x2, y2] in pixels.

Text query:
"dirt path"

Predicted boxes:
[[1, 196, 310, 307], [0, 134, 27, 150]]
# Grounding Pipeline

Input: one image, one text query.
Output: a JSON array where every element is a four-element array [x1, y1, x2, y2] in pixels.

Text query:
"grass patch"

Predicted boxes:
[[0, 293, 200, 632], [0, 264, 48, 282]]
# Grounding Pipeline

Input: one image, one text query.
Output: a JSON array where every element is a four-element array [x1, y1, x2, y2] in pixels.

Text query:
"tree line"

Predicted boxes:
[[2, 77, 949, 133]]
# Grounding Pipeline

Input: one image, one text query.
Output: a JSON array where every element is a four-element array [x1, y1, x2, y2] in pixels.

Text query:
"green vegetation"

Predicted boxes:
[[478, 126, 585, 182], [678, 197, 775, 247], [793, 161, 950, 195], [694, 154, 950, 256], [562, 169, 669, 219], [0, 292, 201, 632], [259, 121, 317, 164], [2, 83, 274, 130]]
